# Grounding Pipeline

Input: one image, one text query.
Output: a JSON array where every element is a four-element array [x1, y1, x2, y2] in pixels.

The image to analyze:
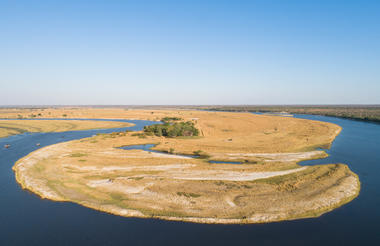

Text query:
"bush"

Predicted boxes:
[[161, 117, 182, 123], [176, 192, 201, 198], [131, 132, 147, 138], [69, 153, 87, 157], [193, 150, 210, 159], [144, 121, 199, 138]]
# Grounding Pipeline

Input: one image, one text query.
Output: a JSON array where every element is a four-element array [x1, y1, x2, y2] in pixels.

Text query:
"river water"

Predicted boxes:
[[0, 115, 379, 245]]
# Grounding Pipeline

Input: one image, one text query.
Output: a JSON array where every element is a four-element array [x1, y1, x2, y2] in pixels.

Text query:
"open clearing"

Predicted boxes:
[[12, 109, 360, 224]]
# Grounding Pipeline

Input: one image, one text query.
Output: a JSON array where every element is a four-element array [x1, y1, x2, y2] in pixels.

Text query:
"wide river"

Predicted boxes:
[[0, 115, 379, 245]]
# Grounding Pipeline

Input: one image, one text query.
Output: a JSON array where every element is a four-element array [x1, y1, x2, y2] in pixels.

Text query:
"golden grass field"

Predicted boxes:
[[0, 107, 172, 120], [0, 120, 134, 138], [10, 108, 360, 223], [2, 107, 340, 153]]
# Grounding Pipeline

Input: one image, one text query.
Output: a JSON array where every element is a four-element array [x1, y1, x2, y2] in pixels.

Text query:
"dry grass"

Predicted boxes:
[[12, 109, 359, 224], [0, 107, 172, 120], [13, 138, 359, 223], [2, 107, 341, 154], [0, 120, 133, 138]]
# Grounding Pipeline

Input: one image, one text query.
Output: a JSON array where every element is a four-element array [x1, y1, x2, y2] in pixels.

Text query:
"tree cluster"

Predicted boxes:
[[161, 117, 183, 123], [144, 121, 199, 137]]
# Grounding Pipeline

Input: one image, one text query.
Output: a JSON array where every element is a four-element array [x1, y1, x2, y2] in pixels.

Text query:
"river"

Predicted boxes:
[[0, 115, 379, 245]]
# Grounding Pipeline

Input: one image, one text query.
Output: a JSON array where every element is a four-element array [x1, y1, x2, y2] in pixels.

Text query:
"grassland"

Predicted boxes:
[[0, 107, 180, 120], [0, 120, 134, 138], [12, 109, 360, 224], [1, 107, 342, 153], [1, 105, 379, 123]]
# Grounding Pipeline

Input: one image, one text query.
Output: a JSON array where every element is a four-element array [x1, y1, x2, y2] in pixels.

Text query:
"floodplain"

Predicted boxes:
[[11, 109, 360, 223]]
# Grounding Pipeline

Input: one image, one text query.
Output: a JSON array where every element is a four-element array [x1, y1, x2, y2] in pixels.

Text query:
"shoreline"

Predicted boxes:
[[0, 119, 135, 139], [203, 108, 380, 124]]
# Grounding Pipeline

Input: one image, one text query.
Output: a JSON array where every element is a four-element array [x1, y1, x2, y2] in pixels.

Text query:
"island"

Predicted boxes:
[[12, 109, 360, 224]]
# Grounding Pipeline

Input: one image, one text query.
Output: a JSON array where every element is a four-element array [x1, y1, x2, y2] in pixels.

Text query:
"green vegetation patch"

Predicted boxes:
[[128, 177, 144, 181], [177, 192, 201, 198], [69, 153, 88, 158], [161, 117, 182, 123], [193, 150, 211, 159], [131, 132, 147, 138], [144, 121, 199, 138]]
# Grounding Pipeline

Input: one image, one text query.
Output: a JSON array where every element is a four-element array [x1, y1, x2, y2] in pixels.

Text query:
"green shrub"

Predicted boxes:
[[144, 121, 199, 138], [161, 117, 182, 123], [176, 192, 201, 198], [69, 153, 87, 158], [131, 132, 147, 138], [193, 150, 210, 159]]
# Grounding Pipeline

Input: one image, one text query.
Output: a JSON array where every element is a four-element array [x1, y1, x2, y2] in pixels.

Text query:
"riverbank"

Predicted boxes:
[[12, 110, 360, 224], [0, 119, 134, 138], [194, 105, 380, 123]]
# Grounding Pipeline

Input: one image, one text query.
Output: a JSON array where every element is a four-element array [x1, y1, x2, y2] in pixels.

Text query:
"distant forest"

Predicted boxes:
[[194, 105, 380, 123]]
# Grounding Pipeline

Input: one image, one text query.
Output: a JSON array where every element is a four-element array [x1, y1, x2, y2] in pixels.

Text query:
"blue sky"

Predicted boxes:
[[0, 0, 379, 105]]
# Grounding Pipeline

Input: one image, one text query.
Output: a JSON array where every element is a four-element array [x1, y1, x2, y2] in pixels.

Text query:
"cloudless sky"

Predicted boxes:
[[0, 0, 379, 105]]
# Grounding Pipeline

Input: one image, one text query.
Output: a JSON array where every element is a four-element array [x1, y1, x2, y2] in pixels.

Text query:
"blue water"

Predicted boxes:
[[208, 160, 242, 164], [0, 115, 379, 245]]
